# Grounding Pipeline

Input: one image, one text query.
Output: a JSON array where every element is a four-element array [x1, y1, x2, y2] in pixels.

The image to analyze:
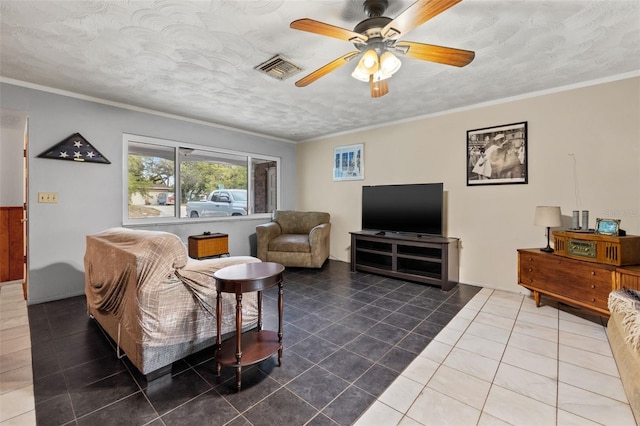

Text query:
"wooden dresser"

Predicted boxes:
[[518, 248, 640, 316], [518, 248, 615, 316]]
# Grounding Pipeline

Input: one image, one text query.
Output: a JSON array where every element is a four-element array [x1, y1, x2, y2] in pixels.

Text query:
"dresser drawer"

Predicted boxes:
[[521, 252, 612, 284], [555, 258, 613, 286], [590, 282, 613, 311]]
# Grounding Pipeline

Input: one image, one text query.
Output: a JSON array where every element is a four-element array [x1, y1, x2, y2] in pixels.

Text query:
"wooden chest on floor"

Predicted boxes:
[[188, 233, 229, 259]]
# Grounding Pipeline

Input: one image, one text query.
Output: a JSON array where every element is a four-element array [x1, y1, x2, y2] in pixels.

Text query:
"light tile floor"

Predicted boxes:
[[1, 282, 636, 426], [355, 287, 637, 426], [0, 281, 35, 425]]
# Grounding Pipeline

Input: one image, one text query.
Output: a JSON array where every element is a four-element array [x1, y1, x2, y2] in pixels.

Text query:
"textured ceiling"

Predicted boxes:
[[1, 0, 639, 142]]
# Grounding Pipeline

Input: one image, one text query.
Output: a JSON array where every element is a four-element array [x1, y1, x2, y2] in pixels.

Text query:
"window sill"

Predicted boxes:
[[122, 213, 272, 227]]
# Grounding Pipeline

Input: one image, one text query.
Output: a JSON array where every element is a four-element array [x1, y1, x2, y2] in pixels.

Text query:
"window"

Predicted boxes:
[[124, 134, 279, 222]]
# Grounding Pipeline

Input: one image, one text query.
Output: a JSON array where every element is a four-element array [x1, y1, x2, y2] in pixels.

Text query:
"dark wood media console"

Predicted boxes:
[[350, 231, 460, 290]]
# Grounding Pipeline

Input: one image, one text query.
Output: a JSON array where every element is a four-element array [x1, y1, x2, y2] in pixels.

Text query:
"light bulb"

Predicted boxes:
[[363, 56, 376, 68]]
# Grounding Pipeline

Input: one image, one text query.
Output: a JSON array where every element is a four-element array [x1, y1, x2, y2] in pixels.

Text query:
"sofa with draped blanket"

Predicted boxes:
[[607, 289, 640, 423], [84, 227, 261, 379], [607, 289, 640, 424]]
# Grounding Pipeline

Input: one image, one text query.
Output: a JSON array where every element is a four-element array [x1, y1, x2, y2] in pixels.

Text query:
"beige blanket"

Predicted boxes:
[[608, 289, 640, 352], [85, 228, 187, 316]]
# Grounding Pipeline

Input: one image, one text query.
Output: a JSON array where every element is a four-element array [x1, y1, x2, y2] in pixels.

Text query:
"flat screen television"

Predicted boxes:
[[361, 183, 444, 236]]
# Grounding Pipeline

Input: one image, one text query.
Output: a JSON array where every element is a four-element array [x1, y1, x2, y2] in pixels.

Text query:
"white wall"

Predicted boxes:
[[0, 82, 297, 304], [0, 110, 26, 206], [296, 76, 640, 293]]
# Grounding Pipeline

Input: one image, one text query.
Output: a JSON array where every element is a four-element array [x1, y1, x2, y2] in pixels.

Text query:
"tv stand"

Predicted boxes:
[[350, 231, 459, 290]]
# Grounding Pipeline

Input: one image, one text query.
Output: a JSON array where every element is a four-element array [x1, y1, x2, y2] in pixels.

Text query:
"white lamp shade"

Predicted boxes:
[[351, 66, 370, 82], [534, 206, 562, 227], [357, 49, 379, 75], [379, 51, 401, 76]]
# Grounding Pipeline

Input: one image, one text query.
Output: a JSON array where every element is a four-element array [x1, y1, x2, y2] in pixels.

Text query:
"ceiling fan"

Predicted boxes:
[[290, 0, 475, 98]]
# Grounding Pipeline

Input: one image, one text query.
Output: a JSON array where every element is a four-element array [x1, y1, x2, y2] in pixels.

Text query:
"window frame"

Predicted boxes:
[[122, 133, 280, 225]]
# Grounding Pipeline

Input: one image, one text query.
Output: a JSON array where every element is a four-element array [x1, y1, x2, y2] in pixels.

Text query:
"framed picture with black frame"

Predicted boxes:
[[467, 122, 528, 186]]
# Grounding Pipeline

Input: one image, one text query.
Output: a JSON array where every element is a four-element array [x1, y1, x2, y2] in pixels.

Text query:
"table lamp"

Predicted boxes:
[[534, 206, 562, 252]]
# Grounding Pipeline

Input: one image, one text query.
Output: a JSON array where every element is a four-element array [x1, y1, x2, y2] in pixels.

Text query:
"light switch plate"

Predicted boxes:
[[38, 192, 58, 203]]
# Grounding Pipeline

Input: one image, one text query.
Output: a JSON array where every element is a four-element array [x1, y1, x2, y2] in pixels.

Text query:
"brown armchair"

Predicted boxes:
[[256, 210, 331, 268]]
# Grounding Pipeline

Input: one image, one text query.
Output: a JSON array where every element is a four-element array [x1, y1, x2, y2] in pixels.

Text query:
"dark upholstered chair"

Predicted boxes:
[[256, 210, 330, 268]]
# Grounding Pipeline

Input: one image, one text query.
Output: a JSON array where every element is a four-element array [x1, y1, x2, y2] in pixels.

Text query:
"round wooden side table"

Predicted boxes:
[[213, 262, 284, 391]]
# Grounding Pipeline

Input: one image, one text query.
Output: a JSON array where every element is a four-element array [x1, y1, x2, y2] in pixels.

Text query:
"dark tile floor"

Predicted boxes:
[[28, 260, 481, 426]]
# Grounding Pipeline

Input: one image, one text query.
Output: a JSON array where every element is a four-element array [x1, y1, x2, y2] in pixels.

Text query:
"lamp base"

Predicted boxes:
[[540, 226, 554, 253]]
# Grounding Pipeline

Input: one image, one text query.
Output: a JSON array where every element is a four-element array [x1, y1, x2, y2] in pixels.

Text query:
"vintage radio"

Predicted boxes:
[[553, 231, 640, 266]]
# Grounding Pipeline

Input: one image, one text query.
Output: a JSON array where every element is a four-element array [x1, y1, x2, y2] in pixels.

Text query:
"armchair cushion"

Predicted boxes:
[[269, 234, 311, 253]]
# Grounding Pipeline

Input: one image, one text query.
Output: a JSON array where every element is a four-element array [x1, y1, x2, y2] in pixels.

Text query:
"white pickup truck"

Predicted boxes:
[[186, 189, 248, 218]]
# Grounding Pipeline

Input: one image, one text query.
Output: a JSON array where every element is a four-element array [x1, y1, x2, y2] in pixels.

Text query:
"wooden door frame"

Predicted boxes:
[[22, 117, 28, 300]]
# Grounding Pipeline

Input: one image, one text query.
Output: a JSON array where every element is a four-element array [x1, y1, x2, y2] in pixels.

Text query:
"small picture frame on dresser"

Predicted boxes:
[[595, 218, 621, 236]]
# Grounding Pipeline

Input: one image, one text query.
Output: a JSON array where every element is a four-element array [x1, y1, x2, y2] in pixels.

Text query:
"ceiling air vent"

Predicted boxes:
[[255, 55, 302, 80]]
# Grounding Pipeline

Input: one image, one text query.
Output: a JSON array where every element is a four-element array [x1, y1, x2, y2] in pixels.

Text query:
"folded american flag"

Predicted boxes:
[[37, 132, 110, 164]]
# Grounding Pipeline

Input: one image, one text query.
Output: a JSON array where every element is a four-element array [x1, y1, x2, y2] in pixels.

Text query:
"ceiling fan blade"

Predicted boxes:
[[291, 18, 368, 43], [295, 51, 360, 87], [382, 0, 463, 39], [370, 76, 389, 98], [395, 41, 475, 67]]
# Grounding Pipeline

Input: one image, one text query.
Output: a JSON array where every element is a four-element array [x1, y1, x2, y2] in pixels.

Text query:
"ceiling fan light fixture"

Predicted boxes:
[[358, 49, 379, 74], [379, 51, 401, 76], [351, 66, 371, 82]]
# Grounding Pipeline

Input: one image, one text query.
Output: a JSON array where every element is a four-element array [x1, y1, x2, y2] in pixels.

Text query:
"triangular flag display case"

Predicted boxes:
[[37, 133, 110, 164]]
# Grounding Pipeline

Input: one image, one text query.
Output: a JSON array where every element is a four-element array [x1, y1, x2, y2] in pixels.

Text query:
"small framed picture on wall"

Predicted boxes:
[[467, 122, 528, 186], [333, 144, 364, 181]]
